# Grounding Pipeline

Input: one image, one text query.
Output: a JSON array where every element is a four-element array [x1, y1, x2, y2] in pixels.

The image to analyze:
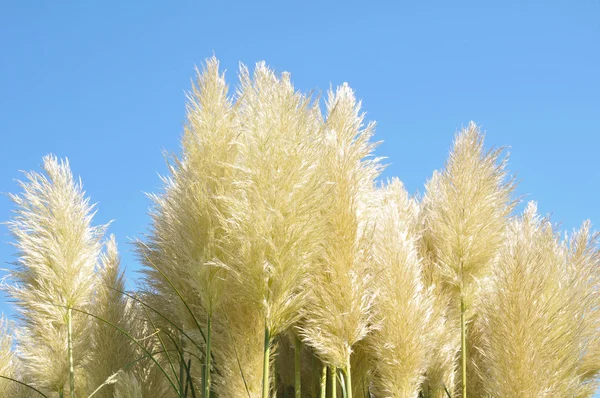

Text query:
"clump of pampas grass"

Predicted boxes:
[[3, 57, 600, 398], [479, 203, 600, 396]]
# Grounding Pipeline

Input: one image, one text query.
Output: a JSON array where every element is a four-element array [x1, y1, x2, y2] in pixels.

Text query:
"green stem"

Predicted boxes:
[[295, 336, 301, 398], [179, 348, 185, 395], [329, 366, 336, 398], [67, 306, 74, 398], [345, 353, 352, 398], [320, 364, 327, 398], [262, 325, 271, 398], [461, 297, 467, 398], [203, 314, 212, 398]]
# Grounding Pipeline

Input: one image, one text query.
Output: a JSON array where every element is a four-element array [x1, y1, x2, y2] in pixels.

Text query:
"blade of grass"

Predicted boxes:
[[0, 376, 49, 398], [138, 245, 207, 344], [137, 293, 181, 391], [109, 286, 206, 358], [445, 385, 453, 398], [222, 313, 251, 398], [67, 306, 179, 393], [338, 369, 346, 398]]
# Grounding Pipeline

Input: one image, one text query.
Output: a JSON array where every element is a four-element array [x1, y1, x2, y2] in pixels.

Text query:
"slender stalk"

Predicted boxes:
[[262, 325, 271, 398], [329, 366, 336, 398], [461, 297, 467, 398], [67, 306, 74, 398], [344, 354, 352, 398], [295, 336, 302, 398], [203, 314, 212, 398], [311, 356, 317, 398], [320, 364, 327, 398], [179, 348, 185, 395]]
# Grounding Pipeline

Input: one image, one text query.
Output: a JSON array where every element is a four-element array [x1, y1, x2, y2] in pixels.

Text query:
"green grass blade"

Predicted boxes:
[[108, 286, 206, 357], [0, 375, 49, 398], [138, 244, 207, 344], [67, 305, 180, 393]]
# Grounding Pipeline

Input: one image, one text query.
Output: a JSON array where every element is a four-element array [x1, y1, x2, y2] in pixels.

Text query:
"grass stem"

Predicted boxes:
[[203, 314, 212, 398], [320, 364, 327, 398], [295, 335, 301, 398], [345, 353, 352, 398], [262, 325, 271, 398], [67, 306, 74, 398], [461, 296, 467, 398], [330, 366, 336, 398]]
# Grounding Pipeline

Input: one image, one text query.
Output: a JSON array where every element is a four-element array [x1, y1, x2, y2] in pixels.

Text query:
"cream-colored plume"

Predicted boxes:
[[479, 203, 597, 396], [0, 317, 17, 396], [366, 179, 437, 398], [298, 82, 381, 395], [222, 60, 325, 339], [6, 155, 105, 395], [114, 371, 143, 398], [211, 61, 327, 398], [137, 56, 239, 395], [421, 123, 514, 396], [86, 236, 139, 397], [422, 122, 514, 304]]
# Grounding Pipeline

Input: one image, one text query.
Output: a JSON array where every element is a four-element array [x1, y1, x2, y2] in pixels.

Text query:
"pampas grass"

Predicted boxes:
[[6, 155, 106, 397], [298, 83, 381, 398], [2, 58, 600, 398], [86, 236, 138, 398], [479, 203, 600, 397], [366, 179, 437, 398], [221, 62, 327, 398], [422, 124, 515, 397], [0, 317, 17, 396]]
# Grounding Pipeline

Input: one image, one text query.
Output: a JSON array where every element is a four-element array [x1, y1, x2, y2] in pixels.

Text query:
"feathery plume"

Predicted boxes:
[[137, 56, 238, 396], [480, 203, 600, 396], [299, 82, 381, 397], [86, 235, 139, 398], [0, 316, 17, 396], [422, 123, 514, 396], [366, 179, 437, 398], [114, 371, 143, 398], [568, 221, 600, 394], [6, 155, 105, 396], [212, 62, 326, 398]]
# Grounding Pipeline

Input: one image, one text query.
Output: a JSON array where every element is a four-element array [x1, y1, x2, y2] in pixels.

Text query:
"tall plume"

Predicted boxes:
[[5, 156, 105, 395], [366, 179, 437, 398], [480, 203, 600, 396], [137, 56, 238, 395], [86, 236, 138, 397], [212, 62, 327, 397], [421, 123, 514, 396], [298, 82, 381, 396]]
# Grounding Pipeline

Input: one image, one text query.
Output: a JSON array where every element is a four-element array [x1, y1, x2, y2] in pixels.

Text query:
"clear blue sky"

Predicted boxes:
[[1, 0, 599, 391]]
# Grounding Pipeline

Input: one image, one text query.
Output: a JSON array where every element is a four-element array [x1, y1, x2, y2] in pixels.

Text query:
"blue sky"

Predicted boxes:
[[1, 0, 599, 392]]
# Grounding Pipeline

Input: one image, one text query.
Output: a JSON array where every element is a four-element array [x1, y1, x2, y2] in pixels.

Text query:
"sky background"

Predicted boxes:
[[1, 0, 599, 393]]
